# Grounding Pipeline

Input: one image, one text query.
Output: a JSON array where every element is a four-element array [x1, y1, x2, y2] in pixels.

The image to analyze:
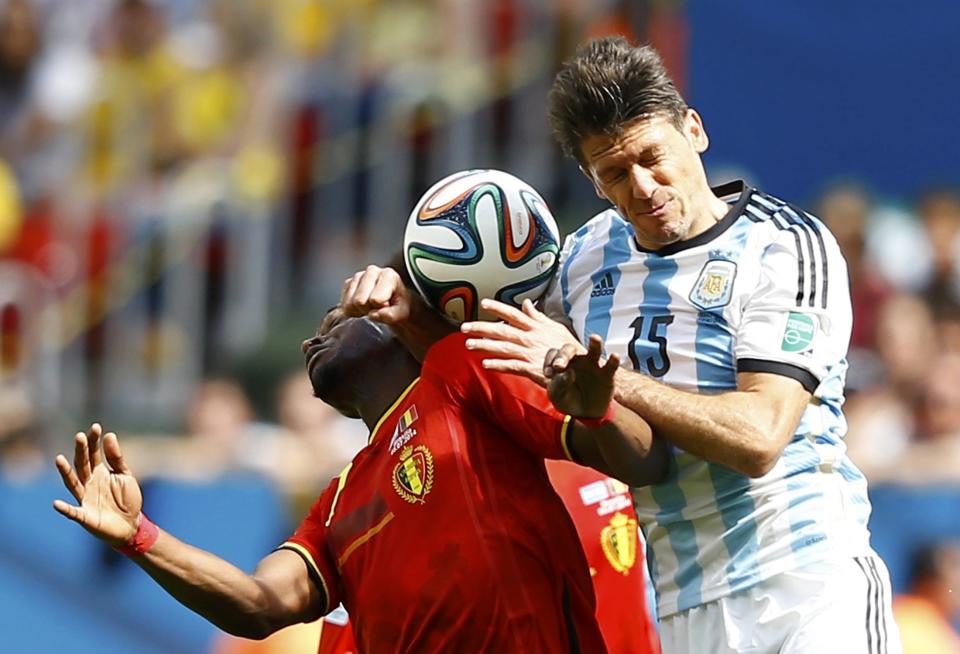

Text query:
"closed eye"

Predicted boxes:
[[601, 170, 626, 184]]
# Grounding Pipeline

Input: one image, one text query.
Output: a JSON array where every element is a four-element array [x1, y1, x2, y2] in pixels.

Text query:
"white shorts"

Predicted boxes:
[[659, 554, 903, 654]]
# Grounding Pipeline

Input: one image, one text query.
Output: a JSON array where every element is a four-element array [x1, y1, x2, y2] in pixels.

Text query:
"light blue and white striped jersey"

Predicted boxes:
[[542, 181, 872, 617]]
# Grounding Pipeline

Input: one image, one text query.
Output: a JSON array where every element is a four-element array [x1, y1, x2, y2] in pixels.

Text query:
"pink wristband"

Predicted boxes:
[[115, 513, 159, 557], [577, 402, 616, 429]]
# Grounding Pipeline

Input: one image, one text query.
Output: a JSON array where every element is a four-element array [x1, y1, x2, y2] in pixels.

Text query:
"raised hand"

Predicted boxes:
[[341, 265, 414, 325], [53, 424, 142, 546], [461, 298, 585, 385], [545, 334, 619, 419]]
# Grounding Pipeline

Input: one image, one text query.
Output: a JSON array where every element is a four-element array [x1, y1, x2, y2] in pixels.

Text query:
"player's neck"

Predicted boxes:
[[684, 190, 732, 241], [705, 192, 731, 223], [356, 359, 420, 432]]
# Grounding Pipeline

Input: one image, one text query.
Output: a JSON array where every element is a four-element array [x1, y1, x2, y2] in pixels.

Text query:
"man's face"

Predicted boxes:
[[301, 307, 393, 417], [579, 110, 714, 250]]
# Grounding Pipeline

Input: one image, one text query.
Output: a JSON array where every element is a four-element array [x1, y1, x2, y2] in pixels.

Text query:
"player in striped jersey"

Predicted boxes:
[[461, 37, 903, 653]]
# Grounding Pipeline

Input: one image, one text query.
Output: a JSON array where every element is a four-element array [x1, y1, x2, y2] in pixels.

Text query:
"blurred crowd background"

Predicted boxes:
[[1, 0, 959, 652]]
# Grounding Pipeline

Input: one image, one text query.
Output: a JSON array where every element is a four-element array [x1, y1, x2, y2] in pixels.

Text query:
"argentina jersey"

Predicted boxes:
[[542, 181, 873, 618]]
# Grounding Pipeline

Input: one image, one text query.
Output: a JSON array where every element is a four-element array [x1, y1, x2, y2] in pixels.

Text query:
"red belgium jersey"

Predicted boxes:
[[316, 463, 662, 654], [316, 606, 357, 654], [280, 333, 606, 654], [545, 460, 661, 654]]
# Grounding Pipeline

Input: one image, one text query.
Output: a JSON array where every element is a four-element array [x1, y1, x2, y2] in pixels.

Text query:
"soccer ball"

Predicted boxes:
[[404, 170, 561, 322]]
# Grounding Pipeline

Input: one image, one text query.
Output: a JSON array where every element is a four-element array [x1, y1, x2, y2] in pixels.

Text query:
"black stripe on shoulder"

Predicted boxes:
[[786, 203, 829, 310], [750, 191, 782, 214], [748, 197, 806, 307], [778, 206, 818, 308], [737, 358, 819, 393], [744, 202, 771, 223], [756, 191, 817, 309], [756, 191, 831, 310]]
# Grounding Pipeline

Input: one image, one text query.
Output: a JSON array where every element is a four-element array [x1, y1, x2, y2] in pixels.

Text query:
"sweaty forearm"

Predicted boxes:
[[132, 530, 298, 639], [612, 369, 791, 478]]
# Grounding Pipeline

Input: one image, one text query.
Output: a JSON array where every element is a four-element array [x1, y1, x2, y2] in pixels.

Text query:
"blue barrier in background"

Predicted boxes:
[[868, 483, 960, 593], [3, 472, 956, 651], [689, 0, 960, 204], [0, 472, 291, 654]]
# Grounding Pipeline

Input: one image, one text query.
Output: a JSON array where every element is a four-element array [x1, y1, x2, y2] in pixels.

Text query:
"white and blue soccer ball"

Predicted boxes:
[[404, 169, 561, 322]]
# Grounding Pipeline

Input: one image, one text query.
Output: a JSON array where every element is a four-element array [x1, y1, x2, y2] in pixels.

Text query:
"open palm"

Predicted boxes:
[[53, 423, 143, 546]]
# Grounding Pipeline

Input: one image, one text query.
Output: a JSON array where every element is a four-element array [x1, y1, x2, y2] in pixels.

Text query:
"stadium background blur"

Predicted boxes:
[[1, 0, 959, 652]]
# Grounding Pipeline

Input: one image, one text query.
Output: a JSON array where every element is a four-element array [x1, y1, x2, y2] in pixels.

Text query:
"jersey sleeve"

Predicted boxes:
[[277, 478, 344, 615], [423, 333, 575, 461], [543, 211, 623, 336], [734, 217, 852, 392]]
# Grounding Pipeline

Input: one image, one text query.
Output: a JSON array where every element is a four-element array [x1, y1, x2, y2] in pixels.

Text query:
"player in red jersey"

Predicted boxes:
[[52, 307, 667, 653], [545, 460, 661, 654], [315, 462, 662, 654], [316, 607, 357, 654]]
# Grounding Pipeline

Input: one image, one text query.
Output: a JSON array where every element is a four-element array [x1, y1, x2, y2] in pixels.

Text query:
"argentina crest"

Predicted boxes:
[[689, 254, 737, 311], [392, 444, 434, 504], [600, 512, 638, 575]]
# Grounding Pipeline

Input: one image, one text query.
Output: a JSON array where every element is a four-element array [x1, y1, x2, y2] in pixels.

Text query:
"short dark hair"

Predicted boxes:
[[547, 37, 688, 162]]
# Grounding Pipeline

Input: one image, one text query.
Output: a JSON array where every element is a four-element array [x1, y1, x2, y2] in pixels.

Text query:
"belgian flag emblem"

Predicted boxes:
[[398, 406, 419, 431]]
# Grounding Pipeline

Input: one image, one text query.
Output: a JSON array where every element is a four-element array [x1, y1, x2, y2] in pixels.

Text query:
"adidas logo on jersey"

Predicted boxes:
[[590, 272, 616, 298]]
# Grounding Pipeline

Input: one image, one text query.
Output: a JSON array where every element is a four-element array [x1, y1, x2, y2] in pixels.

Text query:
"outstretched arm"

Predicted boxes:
[[546, 335, 669, 487], [53, 424, 324, 640], [341, 265, 455, 361]]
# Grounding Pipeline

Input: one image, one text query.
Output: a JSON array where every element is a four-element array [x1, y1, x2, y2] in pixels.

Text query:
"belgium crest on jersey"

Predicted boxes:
[[392, 444, 434, 504], [600, 512, 638, 575], [690, 256, 737, 311]]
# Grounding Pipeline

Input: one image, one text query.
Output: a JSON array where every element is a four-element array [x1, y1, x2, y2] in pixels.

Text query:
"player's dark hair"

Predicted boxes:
[[547, 36, 688, 163]]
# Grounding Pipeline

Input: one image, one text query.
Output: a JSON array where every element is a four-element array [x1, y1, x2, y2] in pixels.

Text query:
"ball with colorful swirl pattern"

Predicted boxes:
[[404, 170, 561, 322]]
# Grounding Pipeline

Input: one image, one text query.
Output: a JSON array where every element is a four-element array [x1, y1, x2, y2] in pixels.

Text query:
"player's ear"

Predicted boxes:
[[684, 108, 710, 154]]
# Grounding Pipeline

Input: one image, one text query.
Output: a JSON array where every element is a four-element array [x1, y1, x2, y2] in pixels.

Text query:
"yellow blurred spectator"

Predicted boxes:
[[231, 145, 284, 203], [272, 0, 335, 57], [894, 542, 960, 654], [83, 0, 184, 193], [0, 158, 22, 251], [211, 619, 322, 654], [895, 598, 960, 654], [170, 66, 243, 154]]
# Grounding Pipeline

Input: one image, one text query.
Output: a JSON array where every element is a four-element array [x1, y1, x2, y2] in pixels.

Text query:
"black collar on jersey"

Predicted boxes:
[[631, 180, 754, 256]]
